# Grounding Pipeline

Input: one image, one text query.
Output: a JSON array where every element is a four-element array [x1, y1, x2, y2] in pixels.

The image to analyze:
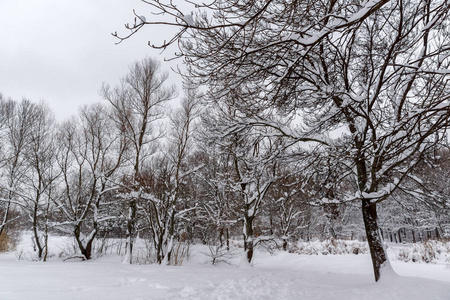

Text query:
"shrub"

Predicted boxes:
[[0, 230, 19, 252], [169, 241, 190, 266], [291, 239, 369, 255], [392, 240, 450, 263]]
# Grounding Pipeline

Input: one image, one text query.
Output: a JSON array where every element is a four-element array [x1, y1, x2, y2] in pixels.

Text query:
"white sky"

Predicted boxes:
[[0, 0, 184, 121]]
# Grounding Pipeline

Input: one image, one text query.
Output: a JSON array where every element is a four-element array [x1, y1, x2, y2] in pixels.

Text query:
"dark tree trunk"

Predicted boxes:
[[156, 232, 164, 264], [42, 199, 51, 262], [84, 225, 99, 260], [435, 228, 441, 240], [32, 201, 44, 260], [166, 209, 177, 264], [125, 199, 137, 264], [244, 215, 254, 263], [283, 239, 288, 251], [269, 213, 274, 236], [84, 238, 94, 260], [245, 241, 254, 263], [74, 223, 98, 260], [219, 227, 224, 248], [361, 199, 390, 282], [226, 227, 230, 251]]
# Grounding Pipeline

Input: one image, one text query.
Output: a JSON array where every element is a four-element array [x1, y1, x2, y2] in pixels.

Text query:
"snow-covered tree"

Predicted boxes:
[[54, 103, 126, 260], [193, 146, 239, 250], [262, 166, 309, 250], [199, 98, 286, 263]]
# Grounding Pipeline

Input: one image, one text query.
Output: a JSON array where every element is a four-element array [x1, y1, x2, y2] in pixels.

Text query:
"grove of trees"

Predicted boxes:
[[115, 0, 450, 282]]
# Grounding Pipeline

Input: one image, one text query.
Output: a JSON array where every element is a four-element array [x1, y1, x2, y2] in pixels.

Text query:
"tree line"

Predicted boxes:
[[0, 56, 448, 269]]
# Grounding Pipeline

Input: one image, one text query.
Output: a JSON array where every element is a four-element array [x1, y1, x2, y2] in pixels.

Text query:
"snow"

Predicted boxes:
[[1, 236, 449, 299], [137, 15, 146, 25], [184, 12, 194, 26]]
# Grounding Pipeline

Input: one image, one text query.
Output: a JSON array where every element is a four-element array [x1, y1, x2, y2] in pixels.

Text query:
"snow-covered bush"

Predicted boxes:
[[254, 236, 279, 255], [203, 244, 239, 265], [290, 239, 450, 264], [291, 239, 369, 255], [391, 241, 450, 263]]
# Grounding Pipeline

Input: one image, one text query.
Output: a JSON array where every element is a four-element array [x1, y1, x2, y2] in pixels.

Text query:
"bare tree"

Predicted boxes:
[[164, 86, 200, 263], [0, 94, 14, 236], [139, 86, 200, 264], [19, 102, 59, 261], [0, 99, 34, 237], [102, 57, 176, 264], [54, 103, 126, 260]]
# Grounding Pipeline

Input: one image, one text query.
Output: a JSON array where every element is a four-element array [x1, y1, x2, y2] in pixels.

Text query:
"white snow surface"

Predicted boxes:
[[1, 236, 449, 300]]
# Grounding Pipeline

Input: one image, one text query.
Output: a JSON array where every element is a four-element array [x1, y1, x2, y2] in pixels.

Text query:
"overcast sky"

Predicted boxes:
[[0, 0, 184, 120]]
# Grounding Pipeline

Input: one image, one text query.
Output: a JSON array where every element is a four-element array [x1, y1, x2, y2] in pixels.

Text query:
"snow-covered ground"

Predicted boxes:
[[1, 235, 449, 300]]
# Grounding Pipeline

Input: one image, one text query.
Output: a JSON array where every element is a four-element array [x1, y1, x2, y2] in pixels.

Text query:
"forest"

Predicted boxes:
[[1, 0, 450, 287]]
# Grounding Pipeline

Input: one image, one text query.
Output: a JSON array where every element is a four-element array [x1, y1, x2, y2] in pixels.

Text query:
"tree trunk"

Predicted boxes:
[[165, 209, 177, 265], [226, 227, 230, 251], [32, 201, 44, 260], [74, 222, 98, 260], [269, 212, 274, 236], [124, 199, 136, 264], [84, 239, 94, 260], [43, 200, 51, 262], [219, 227, 224, 248], [85, 227, 99, 260], [435, 228, 441, 240], [361, 199, 392, 282], [243, 215, 254, 263]]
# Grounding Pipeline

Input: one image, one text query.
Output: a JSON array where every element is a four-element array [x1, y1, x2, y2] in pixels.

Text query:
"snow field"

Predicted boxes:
[[0, 234, 449, 300]]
